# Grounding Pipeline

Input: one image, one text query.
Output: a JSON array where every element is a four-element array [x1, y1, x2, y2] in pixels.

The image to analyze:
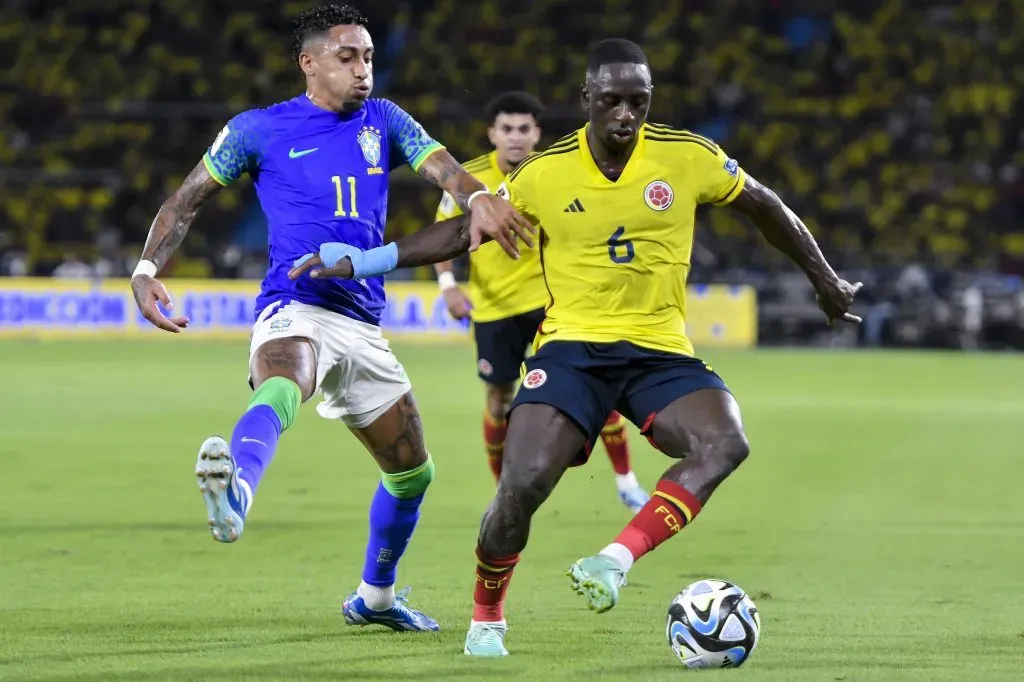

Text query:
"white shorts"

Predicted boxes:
[[249, 301, 412, 429]]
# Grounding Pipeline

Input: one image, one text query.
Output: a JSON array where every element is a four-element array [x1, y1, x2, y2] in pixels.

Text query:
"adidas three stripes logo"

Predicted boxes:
[[563, 198, 585, 213]]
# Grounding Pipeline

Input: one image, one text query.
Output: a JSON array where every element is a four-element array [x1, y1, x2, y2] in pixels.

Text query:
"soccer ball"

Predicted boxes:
[[666, 579, 761, 669]]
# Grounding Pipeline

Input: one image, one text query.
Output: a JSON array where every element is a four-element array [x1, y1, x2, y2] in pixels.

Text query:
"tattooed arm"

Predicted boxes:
[[387, 99, 533, 257], [416, 149, 534, 257], [131, 161, 222, 333], [140, 161, 222, 270], [415, 150, 487, 213]]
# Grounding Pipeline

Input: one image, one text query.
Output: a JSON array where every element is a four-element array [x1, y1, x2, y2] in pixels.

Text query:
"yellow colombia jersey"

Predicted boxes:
[[495, 123, 747, 356], [435, 151, 548, 323]]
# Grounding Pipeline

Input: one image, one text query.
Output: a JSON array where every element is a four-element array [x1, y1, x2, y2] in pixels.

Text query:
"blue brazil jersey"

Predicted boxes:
[[203, 95, 444, 325]]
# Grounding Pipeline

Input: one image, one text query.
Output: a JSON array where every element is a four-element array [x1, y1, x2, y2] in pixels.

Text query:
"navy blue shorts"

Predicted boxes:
[[473, 307, 547, 384], [510, 340, 730, 465]]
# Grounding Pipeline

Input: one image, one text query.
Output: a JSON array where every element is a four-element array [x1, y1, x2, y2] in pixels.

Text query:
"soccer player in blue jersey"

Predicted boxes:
[[129, 4, 532, 633]]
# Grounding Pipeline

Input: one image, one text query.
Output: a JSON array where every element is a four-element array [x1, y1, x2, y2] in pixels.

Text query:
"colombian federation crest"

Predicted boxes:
[[644, 180, 674, 211], [522, 369, 547, 389], [357, 126, 382, 169]]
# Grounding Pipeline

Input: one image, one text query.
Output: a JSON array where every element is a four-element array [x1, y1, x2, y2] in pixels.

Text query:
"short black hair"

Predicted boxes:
[[483, 91, 544, 124], [587, 38, 649, 74], [292, 4, 369, 64]]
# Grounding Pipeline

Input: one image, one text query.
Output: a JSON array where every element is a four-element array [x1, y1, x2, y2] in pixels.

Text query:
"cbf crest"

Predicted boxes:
[[358, 125, 384, 175]]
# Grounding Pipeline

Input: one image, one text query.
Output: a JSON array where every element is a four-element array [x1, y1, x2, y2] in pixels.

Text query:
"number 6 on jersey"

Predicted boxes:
[[608, 226, 634, 264], [332, 175, 359, 218]]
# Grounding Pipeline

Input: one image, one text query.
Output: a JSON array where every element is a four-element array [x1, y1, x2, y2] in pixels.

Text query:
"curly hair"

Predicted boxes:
[[483, 91, 544, 124], [291, 4, 369, 64]]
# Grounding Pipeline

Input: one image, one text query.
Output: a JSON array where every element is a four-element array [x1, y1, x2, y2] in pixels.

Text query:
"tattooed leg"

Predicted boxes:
[[249, 337, 318, 399], [350, 393, 428, 473], [340, 392, 439, 627]]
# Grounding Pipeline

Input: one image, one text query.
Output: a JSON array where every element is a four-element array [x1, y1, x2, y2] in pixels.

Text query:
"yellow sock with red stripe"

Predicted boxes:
[[601, 479, 703, 570], [483, 412, 507, 482]]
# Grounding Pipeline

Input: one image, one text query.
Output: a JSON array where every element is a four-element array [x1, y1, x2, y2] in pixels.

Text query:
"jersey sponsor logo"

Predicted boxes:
[[211, 126, 230, 155], [269, 317, 292, 331], [644, 180, 674, 211], [522, 368, 547, 389], [724, 158, 739, 177], [477, 358, 494, 376], [358, 126, 383, 173], [288, 147, 319, 159]]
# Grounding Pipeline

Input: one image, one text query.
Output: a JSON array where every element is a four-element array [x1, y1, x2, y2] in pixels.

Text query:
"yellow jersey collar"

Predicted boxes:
[[578, 123, 646, 184]]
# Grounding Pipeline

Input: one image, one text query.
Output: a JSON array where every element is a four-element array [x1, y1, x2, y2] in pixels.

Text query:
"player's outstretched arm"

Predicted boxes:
[[131, 161, 222, 333], [730, 175, 862, 325], [394, 214, 476, 267], [288, 215, 477, 281], [416, 150, 534, 257]]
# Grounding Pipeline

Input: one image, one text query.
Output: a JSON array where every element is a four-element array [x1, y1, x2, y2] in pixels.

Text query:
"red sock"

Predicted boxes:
[[600, 412, 632, 475], [614, 479, 703, 562], [483, 412, 507, 482], [473, 547, 519, 622]]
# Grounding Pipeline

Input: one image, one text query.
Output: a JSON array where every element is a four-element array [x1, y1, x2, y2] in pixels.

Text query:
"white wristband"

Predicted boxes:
[[437, 271, 457, 291], [466, 189, 490, 210], [132, 260, 158, 278]]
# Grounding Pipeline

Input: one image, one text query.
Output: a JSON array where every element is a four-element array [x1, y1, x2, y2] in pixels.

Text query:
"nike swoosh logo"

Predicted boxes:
[[289, 147, 319, 159], [240, 437, 267, 447]]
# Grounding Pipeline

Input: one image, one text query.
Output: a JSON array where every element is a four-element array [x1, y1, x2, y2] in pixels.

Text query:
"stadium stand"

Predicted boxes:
[[2, 0, 1022, 281]]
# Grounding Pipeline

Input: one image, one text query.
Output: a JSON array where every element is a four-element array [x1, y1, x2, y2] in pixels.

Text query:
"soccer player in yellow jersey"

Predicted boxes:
[[288, 38, 861, 657], [432, 92, 649, 511]]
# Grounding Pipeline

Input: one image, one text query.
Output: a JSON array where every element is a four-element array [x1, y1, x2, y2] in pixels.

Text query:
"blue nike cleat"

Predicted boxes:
[[618, 484, 650, 514], [195, 436, 249, 543], [464, 620, 509, 656], [341, 587, 440, 632]]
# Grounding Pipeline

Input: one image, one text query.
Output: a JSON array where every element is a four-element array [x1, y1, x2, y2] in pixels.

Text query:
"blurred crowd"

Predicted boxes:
[[2, 1, 1023, 301]]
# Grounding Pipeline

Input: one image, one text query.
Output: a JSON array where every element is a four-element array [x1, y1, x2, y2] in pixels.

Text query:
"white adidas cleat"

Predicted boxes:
[[195, 436, 249, 543]]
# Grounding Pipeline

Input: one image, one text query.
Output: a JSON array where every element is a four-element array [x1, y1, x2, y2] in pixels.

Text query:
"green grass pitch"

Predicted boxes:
[[1, 341, 1022, 680]]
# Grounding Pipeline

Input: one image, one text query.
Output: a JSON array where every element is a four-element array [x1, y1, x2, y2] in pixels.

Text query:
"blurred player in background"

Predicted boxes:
[[288, 38, 862, 656], [129, 4, 530, 633], [433, 91, 649, 512]]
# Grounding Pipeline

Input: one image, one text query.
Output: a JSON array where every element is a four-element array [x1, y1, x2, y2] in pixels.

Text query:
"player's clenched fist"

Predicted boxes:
[[131, 275, 190, 333], [467, 192, 535, 259]]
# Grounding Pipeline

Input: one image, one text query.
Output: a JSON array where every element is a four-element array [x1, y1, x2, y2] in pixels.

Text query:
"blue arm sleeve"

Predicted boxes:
[[202, 111, 262, 186], [380, 99, 445, 172]]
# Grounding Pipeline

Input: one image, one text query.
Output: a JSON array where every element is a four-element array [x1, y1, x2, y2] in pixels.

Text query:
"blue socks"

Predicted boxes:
[[362, 483, 425, 587], [232, 405, 282, 494], [357, 456, 435, 609], [229, 376, 301, 511]]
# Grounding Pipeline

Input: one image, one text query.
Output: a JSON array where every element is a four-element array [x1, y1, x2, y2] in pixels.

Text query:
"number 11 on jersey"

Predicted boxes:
[[332, 175, 359, 218]]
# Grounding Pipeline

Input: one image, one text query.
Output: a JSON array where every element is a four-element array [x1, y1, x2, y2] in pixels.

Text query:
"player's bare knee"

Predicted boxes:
[[696, 424, 750, 474], [498, 461, 554, 515]]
